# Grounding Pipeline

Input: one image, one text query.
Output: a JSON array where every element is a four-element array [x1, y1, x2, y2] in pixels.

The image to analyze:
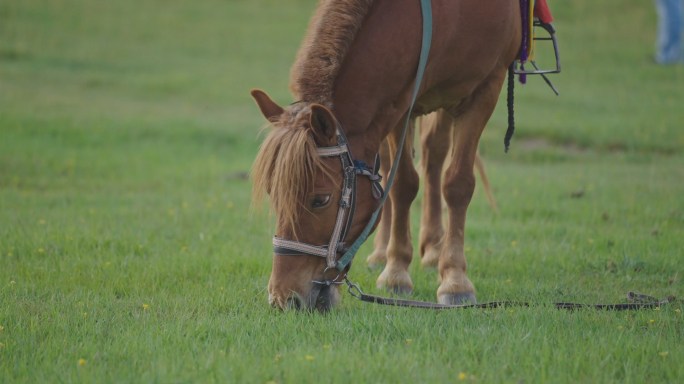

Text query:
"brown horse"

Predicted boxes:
[[367, 109, 498, 271], [251, 0, 521, 310]]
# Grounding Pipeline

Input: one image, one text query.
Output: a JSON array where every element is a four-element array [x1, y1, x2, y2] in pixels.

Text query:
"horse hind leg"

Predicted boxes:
[[366, 139, 392, 269], [376, 119, 419, 294], [438, 74, 506, 305], [418, 110, 453, 268]]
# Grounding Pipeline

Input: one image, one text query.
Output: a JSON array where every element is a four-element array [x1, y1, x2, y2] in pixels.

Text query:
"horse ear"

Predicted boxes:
[[309, 104, 337, 146], [251, 89, 284, 122]]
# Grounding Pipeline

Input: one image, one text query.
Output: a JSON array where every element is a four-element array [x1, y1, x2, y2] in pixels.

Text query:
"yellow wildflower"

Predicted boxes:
[[142, 303, 150, 310], [304, 355, 315, 361], [78, 358, 87, 367], [458, 372, 467, 381]]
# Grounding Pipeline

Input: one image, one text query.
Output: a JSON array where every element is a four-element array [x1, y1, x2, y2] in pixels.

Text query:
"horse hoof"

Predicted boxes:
[[438, 292, 477, 305], [376, 280, 413, 295], [366, 251, 387, 269], [387, 285, 413, 295], [376, 268, 413, 295]]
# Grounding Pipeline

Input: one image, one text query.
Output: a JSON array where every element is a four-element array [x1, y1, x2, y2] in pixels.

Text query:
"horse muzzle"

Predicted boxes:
[[268, 282, 341, 312]]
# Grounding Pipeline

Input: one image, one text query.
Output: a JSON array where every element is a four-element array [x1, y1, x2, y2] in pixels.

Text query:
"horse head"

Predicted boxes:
[[251, 89, 379, 311]]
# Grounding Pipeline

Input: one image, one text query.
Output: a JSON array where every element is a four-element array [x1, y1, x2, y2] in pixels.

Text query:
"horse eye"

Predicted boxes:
[[310, 194, 331, 209]]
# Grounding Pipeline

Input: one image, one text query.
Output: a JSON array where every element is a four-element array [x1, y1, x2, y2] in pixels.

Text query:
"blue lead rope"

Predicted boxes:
[[336, 0, 433, 271]]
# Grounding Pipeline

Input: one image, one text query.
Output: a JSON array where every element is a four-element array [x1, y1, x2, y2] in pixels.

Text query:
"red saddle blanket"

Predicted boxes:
[[535, 0, 553, 24]]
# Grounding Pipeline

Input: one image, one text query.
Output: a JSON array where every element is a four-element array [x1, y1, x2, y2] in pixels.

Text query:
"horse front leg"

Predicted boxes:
[[418, 110, 453, 268], [376, 120, 418, 294], [438, 75, 505, 305], [366, 139, 392, 269]]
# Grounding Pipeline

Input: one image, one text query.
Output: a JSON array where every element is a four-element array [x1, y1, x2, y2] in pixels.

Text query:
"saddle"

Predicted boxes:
[[513, 0, 561, 87], [504, 0, 560, 151]]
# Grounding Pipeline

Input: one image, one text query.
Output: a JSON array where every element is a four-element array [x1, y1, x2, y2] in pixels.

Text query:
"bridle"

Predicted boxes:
[[271, 130, 384, 283]]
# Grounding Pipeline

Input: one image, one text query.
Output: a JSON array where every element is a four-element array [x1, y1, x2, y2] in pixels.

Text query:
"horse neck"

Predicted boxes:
[[330, 1, 422, 164]]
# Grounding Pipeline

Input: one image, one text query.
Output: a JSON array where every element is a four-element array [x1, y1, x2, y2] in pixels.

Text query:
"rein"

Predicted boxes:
[[345, 279, 675, 311], [334, 0, 433, 272]]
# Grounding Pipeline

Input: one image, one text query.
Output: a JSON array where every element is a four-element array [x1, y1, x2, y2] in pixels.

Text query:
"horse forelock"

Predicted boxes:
[[254, 0, 372, 236], [290, 0, 374, 104], [251, 106, 326, 238]]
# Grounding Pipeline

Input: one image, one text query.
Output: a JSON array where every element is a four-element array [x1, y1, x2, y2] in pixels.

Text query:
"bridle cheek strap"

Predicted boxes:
[[324, 160, 354, 268]]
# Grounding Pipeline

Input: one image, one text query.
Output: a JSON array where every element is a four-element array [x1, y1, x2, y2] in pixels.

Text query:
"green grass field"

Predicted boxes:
[[1, 0, 683, 382]]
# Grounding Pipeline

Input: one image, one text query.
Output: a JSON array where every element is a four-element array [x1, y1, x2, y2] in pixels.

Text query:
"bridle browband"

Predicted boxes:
[[271, 0, 434, 285]]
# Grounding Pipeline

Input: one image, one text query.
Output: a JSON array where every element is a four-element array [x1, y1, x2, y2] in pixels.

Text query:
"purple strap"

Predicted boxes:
[[519, 0, 529, 84]]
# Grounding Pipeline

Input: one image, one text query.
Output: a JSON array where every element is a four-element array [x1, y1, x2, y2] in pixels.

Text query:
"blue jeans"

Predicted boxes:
[[655, 0, 684, 63]]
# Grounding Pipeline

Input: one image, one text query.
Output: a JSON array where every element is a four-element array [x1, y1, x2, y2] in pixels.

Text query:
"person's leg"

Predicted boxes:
[[677, 0, 684, 60], [655, 0, 683, 63]]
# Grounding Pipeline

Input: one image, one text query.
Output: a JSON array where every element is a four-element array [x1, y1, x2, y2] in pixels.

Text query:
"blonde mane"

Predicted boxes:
[[251, 105, 326, 236], [253, 1, 373, 234], [289, 0, 375, 105]]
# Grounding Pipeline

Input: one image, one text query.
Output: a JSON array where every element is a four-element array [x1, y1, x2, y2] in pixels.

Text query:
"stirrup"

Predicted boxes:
[[512, 20, 561, 75]]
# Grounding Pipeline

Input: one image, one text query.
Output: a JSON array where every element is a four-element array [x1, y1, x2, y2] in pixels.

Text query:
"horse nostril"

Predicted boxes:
[[286, 295, 303, 310]]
